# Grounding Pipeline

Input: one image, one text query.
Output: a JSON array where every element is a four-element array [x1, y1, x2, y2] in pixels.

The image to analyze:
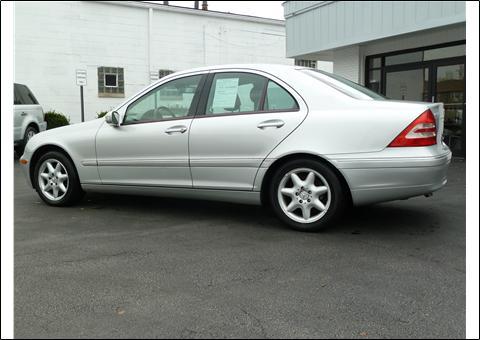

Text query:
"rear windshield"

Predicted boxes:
[[301, 69, 386, 100]]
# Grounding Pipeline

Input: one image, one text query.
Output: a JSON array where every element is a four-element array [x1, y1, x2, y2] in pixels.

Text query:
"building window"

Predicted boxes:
[[365, 41, 465, 95], [294, 59, 317, 69], [98, 66, 124, 98], [159, 69, 174, 79], [104, 73, 118, 87]]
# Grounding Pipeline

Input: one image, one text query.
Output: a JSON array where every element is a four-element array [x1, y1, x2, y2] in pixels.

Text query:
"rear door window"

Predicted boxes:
[[264, 81, 298, 111], [205, 72, 267, 115], [16, 84, 39, 105]]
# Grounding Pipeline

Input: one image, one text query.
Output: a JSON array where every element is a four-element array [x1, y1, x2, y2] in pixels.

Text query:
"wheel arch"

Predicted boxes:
[[260, 153, 353, 207], [29, 144, 79, 187], [21, 120, 40, 139], [25, 121, 40, 131]]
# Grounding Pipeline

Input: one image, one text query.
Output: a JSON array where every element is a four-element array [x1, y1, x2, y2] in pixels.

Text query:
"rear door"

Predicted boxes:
[[189, 70, 307, 190]]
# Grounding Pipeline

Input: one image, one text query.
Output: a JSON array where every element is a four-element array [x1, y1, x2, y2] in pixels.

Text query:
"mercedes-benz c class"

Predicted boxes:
[[19, 64, 451, 231]]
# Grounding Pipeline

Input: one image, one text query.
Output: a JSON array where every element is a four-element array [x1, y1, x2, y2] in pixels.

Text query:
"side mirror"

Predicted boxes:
[[106, 111, 121, 127]]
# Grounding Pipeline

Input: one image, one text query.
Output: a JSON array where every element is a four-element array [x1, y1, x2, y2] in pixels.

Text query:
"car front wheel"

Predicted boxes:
[[33, 151, 84, 206], [269, 159, 346, 232]]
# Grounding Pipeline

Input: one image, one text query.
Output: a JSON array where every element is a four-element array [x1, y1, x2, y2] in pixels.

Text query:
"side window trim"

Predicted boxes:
[[122, 74, 207, 125], [195, 72, 214, 117], [194, 71, 300, 118], [258, 79, 269, 111]]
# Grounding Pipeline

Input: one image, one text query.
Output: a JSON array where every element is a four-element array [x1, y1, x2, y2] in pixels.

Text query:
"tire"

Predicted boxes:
[[15, 125, 38, 156], [269, 159, 346, 232], [33, 151, 84, 206]]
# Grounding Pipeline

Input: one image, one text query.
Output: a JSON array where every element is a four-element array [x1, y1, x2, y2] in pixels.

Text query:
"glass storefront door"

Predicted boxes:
[[434, 63, 465, 157], [385, 67, 429, 102]]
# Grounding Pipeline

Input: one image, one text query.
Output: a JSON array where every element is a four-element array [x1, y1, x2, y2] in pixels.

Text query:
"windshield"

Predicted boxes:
[[301, 69, 386, 100]]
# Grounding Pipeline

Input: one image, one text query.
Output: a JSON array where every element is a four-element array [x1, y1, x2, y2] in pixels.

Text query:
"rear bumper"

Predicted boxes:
[[331, 145, 452, 205]]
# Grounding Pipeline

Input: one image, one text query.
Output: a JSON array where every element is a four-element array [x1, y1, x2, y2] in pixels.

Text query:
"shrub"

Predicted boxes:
[[44, 111, 70, 129], [97, 110, 109, 118]]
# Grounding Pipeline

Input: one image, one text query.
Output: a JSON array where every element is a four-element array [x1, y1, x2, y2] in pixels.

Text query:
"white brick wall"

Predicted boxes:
[[332, 46, 361, 82], [14, 1, 291, 123]]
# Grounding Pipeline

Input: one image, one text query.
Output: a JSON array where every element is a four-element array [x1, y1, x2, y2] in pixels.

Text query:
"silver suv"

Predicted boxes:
[[14, 83, 47, 154]]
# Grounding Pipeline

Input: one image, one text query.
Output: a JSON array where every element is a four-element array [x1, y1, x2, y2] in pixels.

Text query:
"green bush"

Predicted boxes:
[[44, 111, 70, 129], [97, 110, 109, 118]]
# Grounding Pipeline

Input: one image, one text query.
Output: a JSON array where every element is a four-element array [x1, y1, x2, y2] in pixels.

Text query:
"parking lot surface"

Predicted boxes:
[[14, 160, 465, 338]]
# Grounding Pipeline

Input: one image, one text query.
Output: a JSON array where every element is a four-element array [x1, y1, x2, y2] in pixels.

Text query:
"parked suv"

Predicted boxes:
[[14, 83, 47, 154]]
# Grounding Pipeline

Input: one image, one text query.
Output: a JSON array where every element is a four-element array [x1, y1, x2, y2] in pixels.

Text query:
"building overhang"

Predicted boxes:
[[284, 1, 466, 58]]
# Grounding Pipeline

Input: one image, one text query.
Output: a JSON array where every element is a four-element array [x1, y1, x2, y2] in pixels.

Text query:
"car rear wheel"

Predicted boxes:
[[24, 125, 38, 142], [269, 159, 346, 232], [33, 151, 84, 206]]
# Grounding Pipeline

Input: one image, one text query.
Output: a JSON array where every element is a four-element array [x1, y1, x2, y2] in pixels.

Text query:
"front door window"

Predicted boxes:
[[124, 75, 203, 124]]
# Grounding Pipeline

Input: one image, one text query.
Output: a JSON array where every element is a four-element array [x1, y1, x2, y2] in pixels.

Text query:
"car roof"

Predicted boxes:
[[172, 63, 307, 75]]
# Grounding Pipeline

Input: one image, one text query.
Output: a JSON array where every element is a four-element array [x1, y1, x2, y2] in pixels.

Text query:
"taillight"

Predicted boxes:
[[388, 109, 437, 147]]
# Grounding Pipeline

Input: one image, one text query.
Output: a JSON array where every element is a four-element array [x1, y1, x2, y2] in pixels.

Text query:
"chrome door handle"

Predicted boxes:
[[21, 112, 27, 116], [165, 125, 187, 134], [257, 119, 285, 129]]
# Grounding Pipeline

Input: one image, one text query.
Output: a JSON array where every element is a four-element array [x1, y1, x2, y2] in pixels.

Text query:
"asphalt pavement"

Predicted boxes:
[[14, 159, 466, 338]]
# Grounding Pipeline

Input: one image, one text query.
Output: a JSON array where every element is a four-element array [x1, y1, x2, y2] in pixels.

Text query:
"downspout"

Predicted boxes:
[[148, 7, 153, 83], [203, 24, 206, 66]]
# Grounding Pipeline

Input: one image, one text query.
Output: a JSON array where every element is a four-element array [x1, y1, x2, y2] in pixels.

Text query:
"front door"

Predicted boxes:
[[189, 71, 307, 190], [95, 74, 205, 187]]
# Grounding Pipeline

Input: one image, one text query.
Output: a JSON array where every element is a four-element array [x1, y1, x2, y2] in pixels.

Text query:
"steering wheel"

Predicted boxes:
[[140, 106, 175, 121], [153, 106, 175, 120]]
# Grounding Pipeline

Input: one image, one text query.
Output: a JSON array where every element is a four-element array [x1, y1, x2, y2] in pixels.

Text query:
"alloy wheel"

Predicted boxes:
[[26, 129, 36, 141], [277, 168, 331, 223], [37, 159, 69, 201]]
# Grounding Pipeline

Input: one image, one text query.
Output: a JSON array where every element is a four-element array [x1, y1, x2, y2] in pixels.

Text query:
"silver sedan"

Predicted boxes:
[[20, 64, 451, 231]]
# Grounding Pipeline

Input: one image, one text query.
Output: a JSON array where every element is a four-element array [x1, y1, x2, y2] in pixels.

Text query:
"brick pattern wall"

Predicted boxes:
[[333, 46, 361, 83]]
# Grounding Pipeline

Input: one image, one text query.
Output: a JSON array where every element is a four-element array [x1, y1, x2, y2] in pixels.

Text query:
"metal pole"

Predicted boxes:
[[80, 85, 85, 122]]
